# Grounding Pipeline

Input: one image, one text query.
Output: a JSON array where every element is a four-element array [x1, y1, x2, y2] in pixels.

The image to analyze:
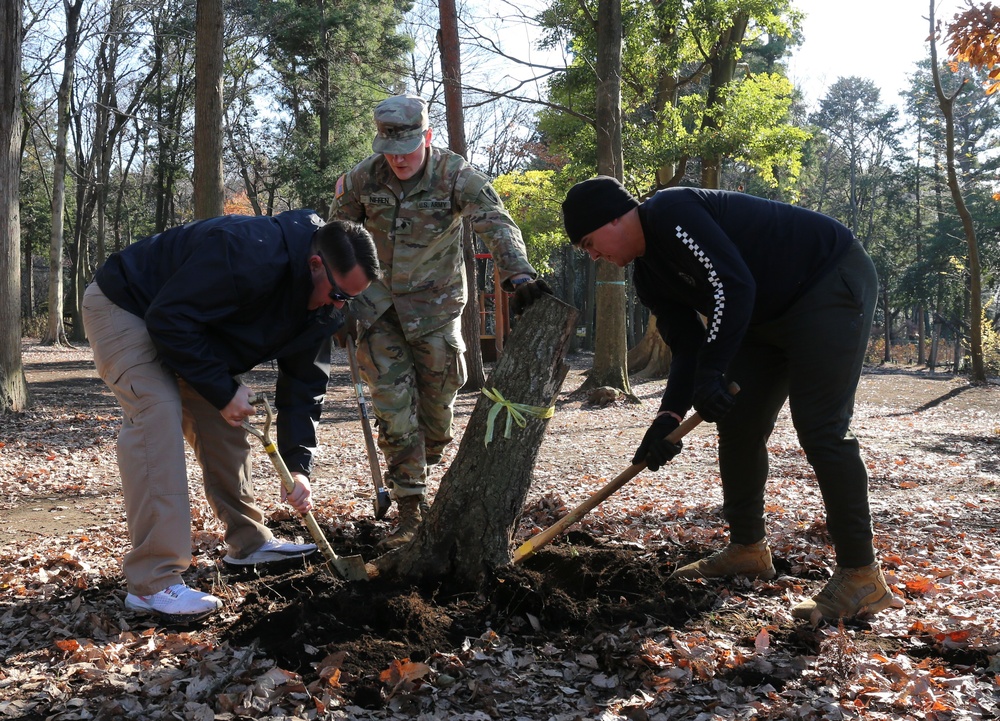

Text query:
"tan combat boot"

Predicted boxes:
[[791, 562, 893, 621], [670, 539, 776, 580], [376, 496, 423, 551]]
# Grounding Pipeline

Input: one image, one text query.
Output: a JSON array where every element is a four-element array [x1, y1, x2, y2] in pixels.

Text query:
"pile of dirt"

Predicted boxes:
[[219, 529, 719, 710]]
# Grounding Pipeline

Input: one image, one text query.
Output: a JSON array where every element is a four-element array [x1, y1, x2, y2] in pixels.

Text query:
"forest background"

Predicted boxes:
[[1, 0, 999, 406]]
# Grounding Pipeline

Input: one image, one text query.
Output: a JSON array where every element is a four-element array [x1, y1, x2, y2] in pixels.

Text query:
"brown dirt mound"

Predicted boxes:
[[223, 539, 717, 709]]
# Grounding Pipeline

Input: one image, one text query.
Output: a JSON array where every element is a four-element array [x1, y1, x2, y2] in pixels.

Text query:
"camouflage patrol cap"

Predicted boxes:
[[372, 95, 429, 155]]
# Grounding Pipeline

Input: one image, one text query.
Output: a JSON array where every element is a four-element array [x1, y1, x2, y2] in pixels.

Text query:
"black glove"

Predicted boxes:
[[632, 414, 683, 471], [693, 376, 736, 422], [510, 278, 553, 316]]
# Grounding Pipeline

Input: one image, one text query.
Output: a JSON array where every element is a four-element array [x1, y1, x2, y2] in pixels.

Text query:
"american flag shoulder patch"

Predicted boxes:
[[335, 175, 346, 199]]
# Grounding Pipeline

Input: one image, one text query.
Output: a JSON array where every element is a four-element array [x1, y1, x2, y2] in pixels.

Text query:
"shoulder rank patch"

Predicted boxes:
[[335, 175, 346, 199]]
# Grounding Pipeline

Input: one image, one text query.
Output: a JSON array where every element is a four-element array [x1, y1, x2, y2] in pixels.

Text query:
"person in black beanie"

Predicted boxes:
[[562, 176, 896, 623]]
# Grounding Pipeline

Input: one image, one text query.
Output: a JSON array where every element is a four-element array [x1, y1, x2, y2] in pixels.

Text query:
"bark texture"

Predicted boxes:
[[193, 0, 225, 219], [372, 295, 578, 586], [1, 0, 30, 412], [627, 315, 671, 378]]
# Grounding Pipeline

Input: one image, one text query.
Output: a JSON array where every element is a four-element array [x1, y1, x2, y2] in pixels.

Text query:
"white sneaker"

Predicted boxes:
[[125, 582, 222, 620], [222, 537, 318, 565]]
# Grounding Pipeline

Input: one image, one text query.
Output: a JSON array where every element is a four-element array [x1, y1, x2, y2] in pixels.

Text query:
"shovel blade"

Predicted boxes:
[[374, 489, 392, 520], [328, 554, 370, 581]]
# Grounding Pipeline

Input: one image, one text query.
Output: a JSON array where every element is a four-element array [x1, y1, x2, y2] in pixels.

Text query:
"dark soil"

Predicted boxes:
[[216, 537, 720, 709]]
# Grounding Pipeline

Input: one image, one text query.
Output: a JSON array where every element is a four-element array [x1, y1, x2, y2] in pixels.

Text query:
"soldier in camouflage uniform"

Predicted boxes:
[[328, 94, 550, 550]]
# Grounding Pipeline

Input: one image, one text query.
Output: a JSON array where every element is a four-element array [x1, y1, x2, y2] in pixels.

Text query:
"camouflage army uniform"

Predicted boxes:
[[329, 147, 535, 498]]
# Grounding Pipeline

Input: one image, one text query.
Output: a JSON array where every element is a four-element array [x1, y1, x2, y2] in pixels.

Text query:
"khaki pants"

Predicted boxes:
[[82, 284, 271, 595]]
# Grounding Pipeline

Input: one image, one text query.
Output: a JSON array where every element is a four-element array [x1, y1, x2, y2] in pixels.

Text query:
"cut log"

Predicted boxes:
[[371, 294, 578, 587]]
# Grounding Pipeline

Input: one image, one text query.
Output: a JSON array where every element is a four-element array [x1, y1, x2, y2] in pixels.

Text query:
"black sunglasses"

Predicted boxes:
[[320, 256, 357, 304]]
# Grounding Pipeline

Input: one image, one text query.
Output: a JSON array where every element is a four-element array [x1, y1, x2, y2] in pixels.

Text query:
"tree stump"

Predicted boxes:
[[371, 294, 578, 587]]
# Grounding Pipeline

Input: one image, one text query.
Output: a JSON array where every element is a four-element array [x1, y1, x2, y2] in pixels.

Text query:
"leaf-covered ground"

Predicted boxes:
[[1, 340, 999, 720]]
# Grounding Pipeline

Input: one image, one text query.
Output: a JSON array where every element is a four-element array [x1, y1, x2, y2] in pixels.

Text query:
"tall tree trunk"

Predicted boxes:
[[372, 295, 577, 586], [1, 0, 30, 412], [43, 0, 83, 347], [915, 126, 926, 365], [882, 287, 891, 363], [194, 0, 225, 219], [582, 0, 632, 396], [929, 1, 984, 382], [438, 0, 486, 390]]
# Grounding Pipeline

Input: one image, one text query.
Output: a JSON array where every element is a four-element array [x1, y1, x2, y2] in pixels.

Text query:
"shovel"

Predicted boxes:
[[512, 383, 739, 565], [242, 392, 369, 581], [345, 336, 392, 520]]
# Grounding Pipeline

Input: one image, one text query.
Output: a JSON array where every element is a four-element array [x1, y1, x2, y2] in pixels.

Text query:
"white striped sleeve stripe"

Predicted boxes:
[[675, 225, 725, 343]]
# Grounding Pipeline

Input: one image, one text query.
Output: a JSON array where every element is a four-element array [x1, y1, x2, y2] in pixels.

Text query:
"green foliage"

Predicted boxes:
[[492, 170, 568, 274], [701, 72, 810, 192], [535, 0, 805, 195], [980, 305, 1000, 376], [250, 0, 413, 209]]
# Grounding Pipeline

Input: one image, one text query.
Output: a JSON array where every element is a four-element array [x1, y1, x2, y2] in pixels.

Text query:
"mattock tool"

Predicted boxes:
[[512, 382, 740, 565], [345, 336, 392, 519], [243, 392, 368, 581]]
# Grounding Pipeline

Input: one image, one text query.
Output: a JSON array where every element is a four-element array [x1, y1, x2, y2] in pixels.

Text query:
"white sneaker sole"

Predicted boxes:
[[124, 596, 219, 622], [222, 547, 317, 566]]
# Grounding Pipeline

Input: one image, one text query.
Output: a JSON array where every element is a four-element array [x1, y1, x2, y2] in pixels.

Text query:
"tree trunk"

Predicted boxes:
[[627, 315, 671, 378], [372, 295, 577, 586], [699, 11, 749, 189], [583, 0, 632, 396], [460, 231, 486, 390], [43, 0, 83, 347], [1, 0, 30, 413], [882, 287, 891, 363], [437, 0, 486, 390], [194, 0, 225, 219], [929, 1, 985, 382]]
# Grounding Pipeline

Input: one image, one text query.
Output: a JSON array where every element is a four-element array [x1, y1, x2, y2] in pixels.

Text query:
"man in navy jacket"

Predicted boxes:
[[82, 211, 378, 621], [562, 177, 894, 622]]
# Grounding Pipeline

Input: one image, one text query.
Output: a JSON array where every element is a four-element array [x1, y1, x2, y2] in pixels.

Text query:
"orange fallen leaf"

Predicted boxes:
[[904, 576, 935, 594]]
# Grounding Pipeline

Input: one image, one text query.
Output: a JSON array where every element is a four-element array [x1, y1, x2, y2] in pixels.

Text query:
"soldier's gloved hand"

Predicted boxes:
[[632, 414, 683, 471], [510, 278, 553, 316], [693, 376, 736, 422]]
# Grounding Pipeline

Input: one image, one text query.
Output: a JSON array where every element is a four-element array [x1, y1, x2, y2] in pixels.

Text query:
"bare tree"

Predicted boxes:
[[439, 0, 488, 391], [41, 0, 84, 347], [929, 0, 986, 382], [1, 0, 31, 412]]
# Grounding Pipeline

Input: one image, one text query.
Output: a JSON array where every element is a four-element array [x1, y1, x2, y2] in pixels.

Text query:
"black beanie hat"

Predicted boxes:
[[562, 176, 639, 245]]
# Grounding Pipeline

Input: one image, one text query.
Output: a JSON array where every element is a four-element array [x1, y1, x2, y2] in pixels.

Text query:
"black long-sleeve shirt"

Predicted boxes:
[[633, 188, 855, 415], [93, 209, 342, 475]]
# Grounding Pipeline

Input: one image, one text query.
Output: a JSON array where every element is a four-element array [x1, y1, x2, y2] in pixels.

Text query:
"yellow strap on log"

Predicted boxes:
[[481, 387, 555, 446]]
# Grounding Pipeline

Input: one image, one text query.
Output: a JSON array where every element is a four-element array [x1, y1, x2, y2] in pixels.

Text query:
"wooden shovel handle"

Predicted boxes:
[[511, 382, 739, 564]]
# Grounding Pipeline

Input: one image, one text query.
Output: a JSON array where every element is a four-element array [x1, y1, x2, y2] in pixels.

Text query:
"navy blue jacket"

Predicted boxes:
[[633, 188, 855, 416], [93, 209, 343, 476]]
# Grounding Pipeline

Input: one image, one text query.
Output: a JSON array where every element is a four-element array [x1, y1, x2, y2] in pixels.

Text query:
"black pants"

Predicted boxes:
[[717, 240, 879, 567]]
